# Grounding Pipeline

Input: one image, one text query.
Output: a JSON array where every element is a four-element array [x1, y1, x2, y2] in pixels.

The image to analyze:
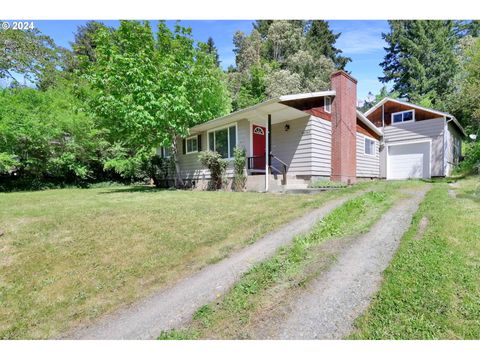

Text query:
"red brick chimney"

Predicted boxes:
[[330, 70, 357, 184]]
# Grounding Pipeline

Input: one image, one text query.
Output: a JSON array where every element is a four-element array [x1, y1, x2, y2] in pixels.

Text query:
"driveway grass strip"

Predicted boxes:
[[158, 184, 419, 339], [349, 177, 480, 339]]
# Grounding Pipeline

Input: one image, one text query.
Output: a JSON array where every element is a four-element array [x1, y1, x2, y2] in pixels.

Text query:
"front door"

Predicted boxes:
[[252, 124, 266, 170]]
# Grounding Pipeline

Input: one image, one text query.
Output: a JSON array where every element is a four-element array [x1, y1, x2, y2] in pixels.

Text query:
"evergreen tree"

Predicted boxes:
[[206, 37, 220, 67], [380, 20, 458, 104], [305, 20, 350, 69]]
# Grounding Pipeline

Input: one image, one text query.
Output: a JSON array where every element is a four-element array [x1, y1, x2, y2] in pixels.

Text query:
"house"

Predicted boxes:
[[158, 71, 466, 191]]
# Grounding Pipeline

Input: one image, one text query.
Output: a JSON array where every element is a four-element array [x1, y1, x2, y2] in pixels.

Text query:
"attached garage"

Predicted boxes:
[[387, 141, 431, 180]]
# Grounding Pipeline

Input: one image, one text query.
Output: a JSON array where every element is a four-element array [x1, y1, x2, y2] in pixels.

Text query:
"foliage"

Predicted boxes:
[[358, 85, 400, 112], [444, 36, 480, 134], [380, 21, 458, 105], [86, 21, 231, 184], [0, 28, 59, 88], [206, 37, 220, 67], [198, 150, 228, 190], [0, 152, 19, 174], [0, 84, 109, 187], [456, 141, 480, 175], [229, 20, 345, 111], [232, 147, 247, 191]]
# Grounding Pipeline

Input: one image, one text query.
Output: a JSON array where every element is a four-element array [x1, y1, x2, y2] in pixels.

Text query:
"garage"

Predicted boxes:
[[387, 141, 431, 179]]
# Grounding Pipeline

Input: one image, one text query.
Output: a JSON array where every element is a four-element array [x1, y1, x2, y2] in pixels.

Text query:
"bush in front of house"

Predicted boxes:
[[198, 151, 228, 190], [233, 147, 247, 191]]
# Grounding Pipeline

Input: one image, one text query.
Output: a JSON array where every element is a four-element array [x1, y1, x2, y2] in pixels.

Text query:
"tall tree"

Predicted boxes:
[[0, 28, 59, 87], [229, 20, 345, 111], [205, 37, 220, 67], [380, 20, 458, 104], [86, 21, 231, 185], [305, 20, 350, 69]]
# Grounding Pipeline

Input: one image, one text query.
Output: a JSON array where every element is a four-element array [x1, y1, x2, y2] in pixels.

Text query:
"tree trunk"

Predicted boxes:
[[171, 135, 184, 188]]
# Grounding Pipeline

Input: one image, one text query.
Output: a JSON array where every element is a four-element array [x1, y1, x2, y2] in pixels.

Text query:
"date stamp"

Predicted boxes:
[[1, 21, 35, 31]]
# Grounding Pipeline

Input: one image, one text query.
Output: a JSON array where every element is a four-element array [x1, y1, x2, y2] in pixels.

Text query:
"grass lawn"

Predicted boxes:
[[158, 181, 424, 339], [0, 183, 370, 339], [350, 177, 480, 339]]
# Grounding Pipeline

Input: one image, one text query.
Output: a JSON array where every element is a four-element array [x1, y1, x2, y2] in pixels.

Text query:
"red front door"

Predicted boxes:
[[252, 124, 266, 170]]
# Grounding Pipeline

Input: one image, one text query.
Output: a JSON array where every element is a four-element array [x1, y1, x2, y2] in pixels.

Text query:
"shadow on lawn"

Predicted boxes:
[[99, 186, 178, 194]]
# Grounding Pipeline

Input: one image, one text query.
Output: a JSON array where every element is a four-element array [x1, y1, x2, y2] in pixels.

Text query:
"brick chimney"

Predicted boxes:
[[330, 70, 357, 184]]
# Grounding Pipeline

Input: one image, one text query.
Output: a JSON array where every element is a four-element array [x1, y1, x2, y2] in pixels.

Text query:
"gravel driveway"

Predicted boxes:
[[63, 192, 360, 339], [274, 187, 429, 339]]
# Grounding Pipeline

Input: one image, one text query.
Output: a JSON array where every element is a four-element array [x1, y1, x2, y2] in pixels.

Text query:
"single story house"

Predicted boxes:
[[158, 71, 466, 191]]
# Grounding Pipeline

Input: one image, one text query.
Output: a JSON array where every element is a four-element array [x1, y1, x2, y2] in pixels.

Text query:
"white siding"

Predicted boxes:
[[380, 117, 446, 177], [356, 133, 380, 178]]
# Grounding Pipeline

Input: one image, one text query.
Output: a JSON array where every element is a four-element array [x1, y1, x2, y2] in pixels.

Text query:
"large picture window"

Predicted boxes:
[[208, 125, 237, 158]]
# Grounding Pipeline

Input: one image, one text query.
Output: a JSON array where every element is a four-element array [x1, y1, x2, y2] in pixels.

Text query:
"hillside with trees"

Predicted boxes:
[[1, 20, 479, 189]]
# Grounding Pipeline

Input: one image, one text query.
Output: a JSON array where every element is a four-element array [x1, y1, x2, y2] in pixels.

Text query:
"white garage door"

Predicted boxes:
[[387, 142, 431, 180]]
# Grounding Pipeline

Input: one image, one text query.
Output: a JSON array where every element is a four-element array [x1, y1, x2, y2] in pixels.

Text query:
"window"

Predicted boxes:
[[161, 146, 171, 158], [325, 96, 332, 113], [186, 135, 198, 154], [391, 110, 415, 124], [364, 137, 376, 155], [208, 125, 237, 158]]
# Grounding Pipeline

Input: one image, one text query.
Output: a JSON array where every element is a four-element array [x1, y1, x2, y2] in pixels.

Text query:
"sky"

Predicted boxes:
[[21, 20, 390, 101]]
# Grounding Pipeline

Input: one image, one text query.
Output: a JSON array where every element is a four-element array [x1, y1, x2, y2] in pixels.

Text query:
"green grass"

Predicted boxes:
[[0, 183, 375, 339], [350, 177, 480, 339], [158, 182, 420, 340], [308, 179, 347, 189]]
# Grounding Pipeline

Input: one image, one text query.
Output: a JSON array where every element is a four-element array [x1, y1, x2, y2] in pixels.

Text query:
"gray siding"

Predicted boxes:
[[270, 115, 332, 177], [445, 121, 463, 176], [270, 115, 312, 176], [356, 133, 380, 178], [172, 114, 333, 180], [310, 116, 332, 177], [380, 117, 446, 177]]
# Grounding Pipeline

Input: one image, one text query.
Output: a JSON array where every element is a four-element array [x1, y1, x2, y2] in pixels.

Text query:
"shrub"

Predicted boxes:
[[232, 147, 247, 191], [456, 141, 480, 175], [198, 151, 228, 190]]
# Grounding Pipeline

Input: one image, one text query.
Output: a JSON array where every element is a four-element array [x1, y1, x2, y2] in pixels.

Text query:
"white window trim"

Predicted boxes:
[[207, 123, 238, 160], [391, 109, 415, 124], [325, 96, 332, 113], [161, 146, 171, 159], [185, 135, 199, 154], [363, 136, 377, 156]]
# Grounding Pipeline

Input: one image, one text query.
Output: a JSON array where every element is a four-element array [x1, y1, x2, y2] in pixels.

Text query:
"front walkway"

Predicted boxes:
[[63, 192, 361, 339]]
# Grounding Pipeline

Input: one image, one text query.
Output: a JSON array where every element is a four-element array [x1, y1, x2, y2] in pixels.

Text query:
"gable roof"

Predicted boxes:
[[365, 97, 467, 137]]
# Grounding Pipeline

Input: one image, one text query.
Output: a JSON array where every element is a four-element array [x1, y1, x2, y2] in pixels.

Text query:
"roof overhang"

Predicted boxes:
[[356, 110, 383, 136], [190, 91, 336, 133]]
